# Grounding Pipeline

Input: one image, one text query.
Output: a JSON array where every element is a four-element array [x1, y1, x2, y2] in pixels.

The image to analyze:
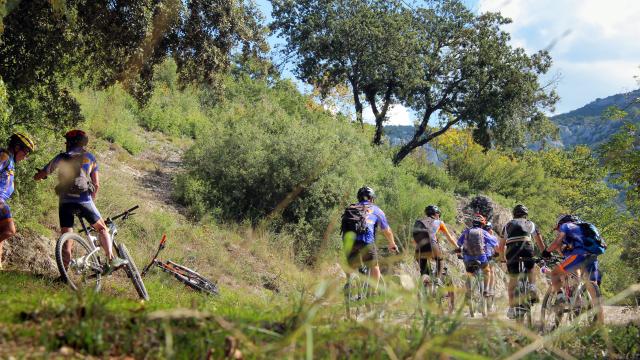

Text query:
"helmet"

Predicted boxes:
[[484, 222, 493, 231], [356, 186, 376, 202], [556, 214, 578, 229], [513, 204, 528, 218], [425, 205, 441, 217], [64, 129, 89, 147], [472, 213, 487, 227], [8, 132, 36, 152]]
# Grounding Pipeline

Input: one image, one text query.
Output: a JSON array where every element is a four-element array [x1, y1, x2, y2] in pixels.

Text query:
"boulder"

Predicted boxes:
[[1, 231, 57, 277]]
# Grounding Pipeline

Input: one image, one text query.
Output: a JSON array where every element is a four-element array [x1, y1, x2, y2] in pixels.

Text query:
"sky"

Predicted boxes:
[[257, 0, 640, 125]]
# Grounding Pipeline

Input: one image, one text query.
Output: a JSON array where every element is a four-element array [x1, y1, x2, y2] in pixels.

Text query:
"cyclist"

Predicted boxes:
[[343, 186, 398, 290], [498, 204, 546, 319], [457, 214, 498, 297], [542, 214, 603, 321], [33, 130, 127, 274], [412, 205, 458, 287], [0, 133, 36, 270]]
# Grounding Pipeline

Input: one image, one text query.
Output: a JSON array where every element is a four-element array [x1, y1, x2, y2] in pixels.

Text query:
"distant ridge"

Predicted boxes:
[[384, 88, 640, 149]]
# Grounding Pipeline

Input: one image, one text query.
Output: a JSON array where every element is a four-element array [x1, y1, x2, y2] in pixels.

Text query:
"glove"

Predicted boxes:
[[454, 247, 462, 254], [541, 249, 552, 259]]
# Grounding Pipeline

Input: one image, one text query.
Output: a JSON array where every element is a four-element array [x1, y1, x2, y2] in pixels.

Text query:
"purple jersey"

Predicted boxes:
[[356, 201, 389, 244]]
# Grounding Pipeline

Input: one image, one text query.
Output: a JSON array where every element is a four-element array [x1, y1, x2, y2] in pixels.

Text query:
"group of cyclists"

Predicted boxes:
[[343, 186, 603, 320], [0, 130, 128, 275]]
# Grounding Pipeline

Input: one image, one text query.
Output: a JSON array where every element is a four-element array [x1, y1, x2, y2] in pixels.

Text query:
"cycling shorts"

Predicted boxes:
[[464, 258, 489, 273], [347, 241, 378, 269], [0, 200, 12, 222], [559, 254, 601, 284], [59, 201, 102, 228], [505, 241, 535, 274]]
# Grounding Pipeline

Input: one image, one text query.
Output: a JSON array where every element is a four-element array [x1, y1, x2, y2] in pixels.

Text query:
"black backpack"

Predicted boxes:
[[54, 151, 95, 196], [341, 203, 370, 236], [577, 222, 606, 255], [413, 217, 437, 247]]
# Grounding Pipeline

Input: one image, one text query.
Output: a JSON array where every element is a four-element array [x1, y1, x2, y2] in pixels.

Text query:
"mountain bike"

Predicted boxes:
[[141, 234, 219, 296], [55, 205, 149, 300], [511, 256, 540, 328], [540, 255, 601, 333], [417, 250, 455, 314], [464, 259, 488, 318], [344, 246, 393, 320]]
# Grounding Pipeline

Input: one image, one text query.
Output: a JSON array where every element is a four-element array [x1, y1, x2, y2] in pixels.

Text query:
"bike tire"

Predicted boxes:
[[540, 290, 563, 333], [55, 232, 102, 292], [117, 243, 149, 301], [167, 261, 219, 296]]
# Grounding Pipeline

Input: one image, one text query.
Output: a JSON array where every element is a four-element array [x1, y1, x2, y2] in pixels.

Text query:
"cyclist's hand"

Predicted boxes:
[[541, 249, 552, 259], [388, 244, 399, 253], [454, 247, 462, 254]]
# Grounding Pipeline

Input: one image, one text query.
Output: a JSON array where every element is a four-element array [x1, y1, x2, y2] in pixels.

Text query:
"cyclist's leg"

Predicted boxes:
[[80, 201, 113, 260], [505, 243, 522, 309], [0, 203, 17, 270], [58, 202, 77, 268], [480, 262, 490, 294], [584, 257, 604, 323]]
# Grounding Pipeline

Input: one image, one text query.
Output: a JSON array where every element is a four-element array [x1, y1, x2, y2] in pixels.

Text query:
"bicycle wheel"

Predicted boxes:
[[344, 272, 364, 319], [55, 232, 103, 292], [167, 261, 219, 296], [540, 289, 566, 333], [116, 243, 149, 301], [465, 277, 476, 317], [570, 282, 600, 326]]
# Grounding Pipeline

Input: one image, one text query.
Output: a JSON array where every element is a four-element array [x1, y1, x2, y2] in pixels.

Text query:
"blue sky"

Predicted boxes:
[[257, 0, 640, 125]]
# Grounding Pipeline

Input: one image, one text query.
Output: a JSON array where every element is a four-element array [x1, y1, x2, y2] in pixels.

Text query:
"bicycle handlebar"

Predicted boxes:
[[109, 205, 139, 222]]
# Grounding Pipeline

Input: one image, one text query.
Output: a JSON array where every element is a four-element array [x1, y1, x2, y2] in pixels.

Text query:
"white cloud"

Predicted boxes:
[[478, 0, 640, 113]]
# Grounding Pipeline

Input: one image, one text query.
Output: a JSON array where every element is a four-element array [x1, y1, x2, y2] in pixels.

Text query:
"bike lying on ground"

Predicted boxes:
[[539, 255, 602, 333], [141, 234, 219, 296], [55, 205, 149, 301]]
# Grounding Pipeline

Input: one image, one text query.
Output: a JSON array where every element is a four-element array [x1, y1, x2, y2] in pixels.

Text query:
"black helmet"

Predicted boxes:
[[513, 204, 528, 218], [472, 213, 487, 227], [357, 186, 376, 202], [425, 205, 441, 217], [556, 214, 578, 229], [8, 132, 36, 152], [64, 129, 89, 147]]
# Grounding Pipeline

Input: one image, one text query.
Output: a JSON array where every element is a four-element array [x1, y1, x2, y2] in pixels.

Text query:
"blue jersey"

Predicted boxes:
[[43, 147, 99, 203], [0, 150, 16, 201], [355, 201, 390, 244], [559, 222, 587, 256], [457, 227, 498, 262]]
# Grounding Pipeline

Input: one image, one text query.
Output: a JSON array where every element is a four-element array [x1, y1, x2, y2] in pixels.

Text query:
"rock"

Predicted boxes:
[[1, 230, 57, 276], [457, 195, 512, 236]]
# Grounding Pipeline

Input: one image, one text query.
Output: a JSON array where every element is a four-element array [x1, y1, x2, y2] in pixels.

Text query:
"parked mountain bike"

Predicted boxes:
[[55, 205, 149, 301], [540, 255, 602, 333], [141, 234, 219, 296]]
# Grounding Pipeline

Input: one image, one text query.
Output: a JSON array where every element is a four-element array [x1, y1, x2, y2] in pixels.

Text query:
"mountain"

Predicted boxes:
[[384, 88, 640, 148], [551, 89, 640, 148]]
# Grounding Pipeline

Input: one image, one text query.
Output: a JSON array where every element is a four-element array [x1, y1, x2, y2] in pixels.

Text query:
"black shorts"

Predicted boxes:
[[464, 260, 488, 273], [347, 241, 378, 268], [505, 241, 535, 274], [59, 201, 102, 228], [415, 246, 441, 275]]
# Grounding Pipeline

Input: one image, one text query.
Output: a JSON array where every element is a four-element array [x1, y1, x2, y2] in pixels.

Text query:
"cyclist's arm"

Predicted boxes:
[[33, 156, 60, 180], [533, 231, 545, 253], [439, 223, 459, 249], [381, 228, 397, 251], [546, 232, 565, 253], [91, 170, 100, 200]]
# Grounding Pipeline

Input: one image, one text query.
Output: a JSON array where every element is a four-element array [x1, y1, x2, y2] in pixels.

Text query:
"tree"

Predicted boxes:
[[0, 0, 266, 131], [270, 0, 419, 145], [393, 2, 557, 164]]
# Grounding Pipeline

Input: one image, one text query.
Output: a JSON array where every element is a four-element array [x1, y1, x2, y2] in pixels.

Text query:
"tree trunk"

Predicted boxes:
[[372, 114, 384, 145], [350, 77, 364, 127]]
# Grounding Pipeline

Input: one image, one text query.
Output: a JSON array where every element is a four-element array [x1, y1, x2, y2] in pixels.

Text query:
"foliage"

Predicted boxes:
[[0, 0, 267, 132], [271, 0, 417, 144]]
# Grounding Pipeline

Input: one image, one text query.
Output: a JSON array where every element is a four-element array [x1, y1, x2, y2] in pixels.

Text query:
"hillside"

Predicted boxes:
[[552, 89, 640, 148]]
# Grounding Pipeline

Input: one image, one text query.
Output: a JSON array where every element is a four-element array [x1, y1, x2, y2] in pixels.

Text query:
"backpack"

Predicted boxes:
[[413, 217, 437, 247], [464, 228, 486, 256], [341, 203, 369, 236], [54, 151, 95, 196], [577, 222, 606, 255], [504, 218, 534, 241]]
